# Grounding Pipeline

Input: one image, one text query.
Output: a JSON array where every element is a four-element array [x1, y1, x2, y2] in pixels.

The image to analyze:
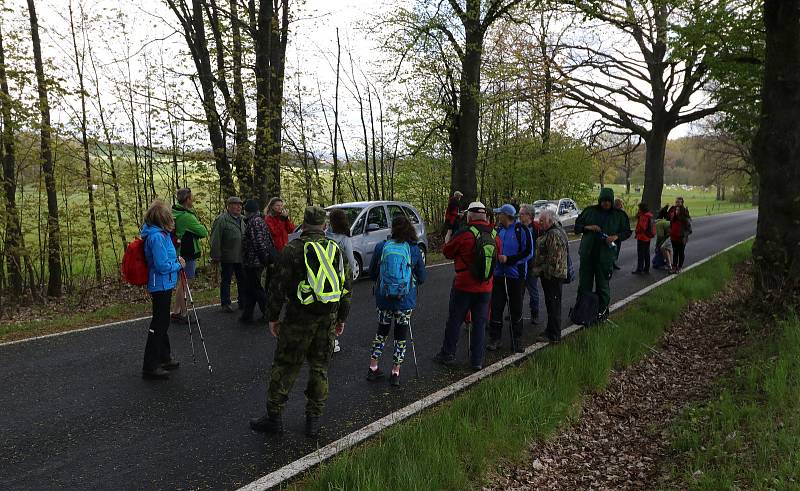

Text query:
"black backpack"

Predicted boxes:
[[468, 225, 498, 283], [569, 292, 599, 326]]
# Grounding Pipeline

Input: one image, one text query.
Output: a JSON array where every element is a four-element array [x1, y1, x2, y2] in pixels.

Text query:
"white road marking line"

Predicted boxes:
[[237, 235, 755, 491]]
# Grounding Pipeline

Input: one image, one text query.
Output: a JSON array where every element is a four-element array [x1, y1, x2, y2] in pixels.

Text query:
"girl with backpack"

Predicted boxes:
[[140, 200, 185, 380], [366, 215, 427, 386], [326, 209, 356, 353], [632, 202, 655, 274]]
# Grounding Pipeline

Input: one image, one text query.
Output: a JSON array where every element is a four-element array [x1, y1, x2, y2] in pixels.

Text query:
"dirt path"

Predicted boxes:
[[486, 265, 752, 490]]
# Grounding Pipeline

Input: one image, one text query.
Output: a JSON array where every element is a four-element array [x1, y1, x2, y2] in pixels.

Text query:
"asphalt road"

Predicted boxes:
[[0, 210, 757, 490]]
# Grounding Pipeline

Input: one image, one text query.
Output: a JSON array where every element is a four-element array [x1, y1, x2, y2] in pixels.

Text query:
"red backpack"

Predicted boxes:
[[121, 238, 149, 286]]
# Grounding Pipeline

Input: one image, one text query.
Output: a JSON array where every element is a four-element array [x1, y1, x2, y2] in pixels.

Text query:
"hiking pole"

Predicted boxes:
[[181, 271, 197, 362], [407, 318, 420, 379], [182, 272, 213, 374]]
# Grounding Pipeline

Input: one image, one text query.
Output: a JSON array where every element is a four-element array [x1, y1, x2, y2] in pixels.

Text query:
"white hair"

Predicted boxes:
[[519, 203, 535, 216], [539, 208, 557, 225]]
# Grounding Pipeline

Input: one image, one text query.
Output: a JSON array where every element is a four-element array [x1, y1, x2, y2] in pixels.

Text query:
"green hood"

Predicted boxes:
[[598, 187, 615, 205]]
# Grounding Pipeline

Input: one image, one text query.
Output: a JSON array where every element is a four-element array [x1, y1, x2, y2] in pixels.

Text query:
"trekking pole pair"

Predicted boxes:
[[181, 270, 213, 373]]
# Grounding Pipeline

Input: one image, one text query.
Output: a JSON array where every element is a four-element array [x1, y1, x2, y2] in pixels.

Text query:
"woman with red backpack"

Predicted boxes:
[[140, 200, 185, 380], [366, 215, 427, 386], [632, 202, 655, 274]]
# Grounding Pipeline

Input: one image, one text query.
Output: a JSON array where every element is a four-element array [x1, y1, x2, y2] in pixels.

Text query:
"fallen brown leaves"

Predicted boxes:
[[486, 265, 753, 491]]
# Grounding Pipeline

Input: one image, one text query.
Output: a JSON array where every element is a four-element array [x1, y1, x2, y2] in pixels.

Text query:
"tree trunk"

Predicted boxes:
[[752, 0, 800, 305], [331, 28, 341, 203], [625, 176, 631, 195], [0, 22, 23, 295], [267, 0, 289, 201], [252, 0, 273, 205], [453, 24, 483, 205], [69, 2, 101, 282], [28, 0, 62, 297], [642, 125, 669, 214]]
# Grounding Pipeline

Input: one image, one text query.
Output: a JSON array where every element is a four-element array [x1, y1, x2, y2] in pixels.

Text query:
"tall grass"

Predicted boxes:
[[295, 241, 753, 490], [665, 314, 800, 490]]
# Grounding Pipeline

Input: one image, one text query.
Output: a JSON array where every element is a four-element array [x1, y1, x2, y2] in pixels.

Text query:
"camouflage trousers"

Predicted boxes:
[[267, 315, 336, 417]]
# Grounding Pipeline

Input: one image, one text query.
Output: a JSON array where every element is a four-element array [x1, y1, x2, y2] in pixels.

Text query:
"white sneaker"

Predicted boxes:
[[333, 339, 341, 353]]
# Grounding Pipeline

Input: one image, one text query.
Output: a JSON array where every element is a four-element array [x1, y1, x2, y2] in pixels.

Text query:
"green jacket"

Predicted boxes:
[[172, 204, 208, 258], [574, 188, 631, 266], [267, 229, 352, 325], [210, 212, 245, 263], [532, 221, 569, 280]]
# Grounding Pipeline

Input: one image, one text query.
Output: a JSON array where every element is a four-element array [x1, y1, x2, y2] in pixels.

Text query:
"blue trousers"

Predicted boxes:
[[220, 262, 242, 306], [441, 289, 491, 368], [525, 259, 540, 318]]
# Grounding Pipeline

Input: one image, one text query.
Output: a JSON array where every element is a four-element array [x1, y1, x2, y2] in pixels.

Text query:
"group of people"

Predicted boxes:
[[632, 196, 693, 275], [135, 185, 694, 438]]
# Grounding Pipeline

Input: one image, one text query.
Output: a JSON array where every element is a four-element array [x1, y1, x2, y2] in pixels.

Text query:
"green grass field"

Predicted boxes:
[[606, 184, 755, 218], [663, 314, 800, 489], [293, 240, 753, 490]]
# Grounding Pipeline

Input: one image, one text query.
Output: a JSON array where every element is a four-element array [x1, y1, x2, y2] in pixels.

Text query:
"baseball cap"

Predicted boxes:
[[493, 204, 517, 217], [227, 196, 243, 205], [467, 201, 486, 212]]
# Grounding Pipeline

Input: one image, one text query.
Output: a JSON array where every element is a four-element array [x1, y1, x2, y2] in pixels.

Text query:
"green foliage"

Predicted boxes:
[[295, 240, 753, 491], [665, 314, 800, 490]]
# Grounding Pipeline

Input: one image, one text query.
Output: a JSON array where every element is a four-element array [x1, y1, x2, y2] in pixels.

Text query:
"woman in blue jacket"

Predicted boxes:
[[140, 200, 185, 380], [367, 215, 427, 386]]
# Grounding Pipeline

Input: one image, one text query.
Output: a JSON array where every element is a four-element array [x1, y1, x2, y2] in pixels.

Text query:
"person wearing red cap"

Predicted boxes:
[[433, 201, 501, 371]]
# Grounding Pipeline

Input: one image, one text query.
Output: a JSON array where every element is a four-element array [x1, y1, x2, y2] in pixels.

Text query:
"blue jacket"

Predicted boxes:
[[495, 220, 533, 280], [370, 240, 427, 311], [141, 223, 182, 293]]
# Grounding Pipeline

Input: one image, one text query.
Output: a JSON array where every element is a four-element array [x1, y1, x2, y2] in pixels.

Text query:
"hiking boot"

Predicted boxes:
[[486, 339, 501, 351], [631, 270, 642, 275], [367, 367, 386, 381], [513, 339, 525, 353], [432, 351, 457, 366], [160, 359, 180, 371], [220, 304, 235, 313], [471, 365, 482, 372], [390, 373, 400, 387], [305, 415, 321, 438], [250, 412, 283, 434], [171, 313, 188, 324], [142, 367, 170, 380]]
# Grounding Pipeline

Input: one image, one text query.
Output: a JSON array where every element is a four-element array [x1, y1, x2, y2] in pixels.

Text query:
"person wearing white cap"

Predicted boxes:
[[486, 204, 533, 353], [433, 201, 501, 371]]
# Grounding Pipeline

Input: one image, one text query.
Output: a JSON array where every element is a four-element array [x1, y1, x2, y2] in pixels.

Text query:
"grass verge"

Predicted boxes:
[[663, 314, 800, 489], [293, 240, 754, 491]]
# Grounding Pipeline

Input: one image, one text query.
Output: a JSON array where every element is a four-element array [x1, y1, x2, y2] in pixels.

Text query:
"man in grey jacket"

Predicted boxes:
[[210, 196, 245, 312]]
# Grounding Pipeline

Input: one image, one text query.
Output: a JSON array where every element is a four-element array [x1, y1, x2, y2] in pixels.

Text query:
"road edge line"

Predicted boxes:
[[236, 235, 755, 491]]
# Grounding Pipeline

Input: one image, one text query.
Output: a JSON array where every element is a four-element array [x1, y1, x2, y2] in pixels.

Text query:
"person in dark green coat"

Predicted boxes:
[[573, 188, 631, 318]]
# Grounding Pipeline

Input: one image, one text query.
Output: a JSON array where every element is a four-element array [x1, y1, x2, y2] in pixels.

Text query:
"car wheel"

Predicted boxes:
[[352, 254, 363, 280]]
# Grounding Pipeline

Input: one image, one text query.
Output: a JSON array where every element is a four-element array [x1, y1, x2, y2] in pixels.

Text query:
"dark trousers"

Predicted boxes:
[[240, 266, 267, 318], [442, 289, 491, 368], [489, 276, 525, 341], [636, 239, 651, 272], [525, 258, 540, 317], [540, 278, 563, 341], [672, 241, 686, 269], [143, 290, 172, 371], [220, 262, 242, 305]]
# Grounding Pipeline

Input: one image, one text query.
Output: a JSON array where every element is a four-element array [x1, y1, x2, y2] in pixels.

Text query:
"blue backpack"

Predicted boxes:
[[379, 240, 413, 300]]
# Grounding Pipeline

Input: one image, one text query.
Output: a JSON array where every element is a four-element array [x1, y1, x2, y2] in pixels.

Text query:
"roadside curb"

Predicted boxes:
[[237, 235, 755, 491]]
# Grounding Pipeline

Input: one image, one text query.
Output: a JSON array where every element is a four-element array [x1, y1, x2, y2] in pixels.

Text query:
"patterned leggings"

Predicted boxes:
[[370, 309, 412, 365]]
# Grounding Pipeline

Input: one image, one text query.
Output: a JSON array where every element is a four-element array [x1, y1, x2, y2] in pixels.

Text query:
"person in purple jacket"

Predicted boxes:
[[140, 200, 185, 380]]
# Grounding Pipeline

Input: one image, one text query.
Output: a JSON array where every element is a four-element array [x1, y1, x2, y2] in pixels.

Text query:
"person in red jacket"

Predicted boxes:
[[264, 197, 296, 252], [443, 191, 463, 240], [632, 202, 655, 274], [433, 201, 502, 371], [668, 197, 692, 273]]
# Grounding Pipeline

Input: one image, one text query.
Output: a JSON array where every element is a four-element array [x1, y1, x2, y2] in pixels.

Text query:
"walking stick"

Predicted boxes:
[[182, 270, 213, 373], [407, 318, 420, 379], [181, 271, 196, 362]]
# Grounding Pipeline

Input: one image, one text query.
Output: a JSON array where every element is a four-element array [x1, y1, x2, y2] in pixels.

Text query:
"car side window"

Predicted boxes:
[[367, 206, 388, 229], [401, 206, 420, 224], [353, 215, 365, 235], [387, 205, 406, 222]]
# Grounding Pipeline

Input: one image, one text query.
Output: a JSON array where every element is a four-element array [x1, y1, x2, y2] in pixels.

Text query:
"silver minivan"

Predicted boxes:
[[291, 200, 430, 279]]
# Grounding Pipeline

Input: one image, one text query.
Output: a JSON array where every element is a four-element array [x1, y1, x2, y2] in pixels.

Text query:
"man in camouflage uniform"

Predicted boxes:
[[250, 206, 352, 438], [530, 208, 569, 343]]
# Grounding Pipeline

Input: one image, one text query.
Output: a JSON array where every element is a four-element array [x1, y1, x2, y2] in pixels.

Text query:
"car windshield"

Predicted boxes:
[[328, 206, 364, 227]]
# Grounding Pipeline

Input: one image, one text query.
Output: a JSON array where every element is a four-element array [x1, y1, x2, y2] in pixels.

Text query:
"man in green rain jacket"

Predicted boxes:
[[573, 188, 631, 317]]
